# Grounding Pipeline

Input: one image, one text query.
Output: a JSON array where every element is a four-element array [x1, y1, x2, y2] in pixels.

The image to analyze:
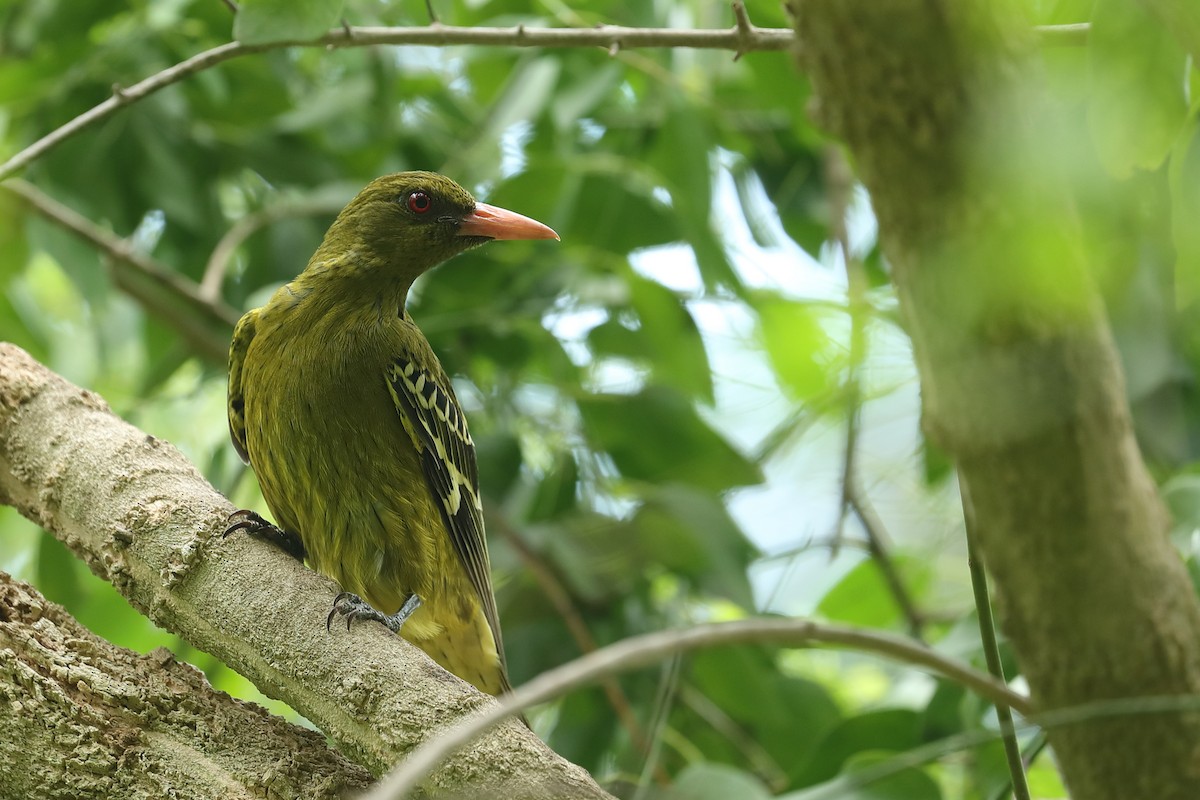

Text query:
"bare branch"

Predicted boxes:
[[4, 180, 239, 362], [826, 144, 867, 561], [0, 21, 1086, 182], [847, 485, 928, 637], [962, 485, 1031, 800], [823, 146, 927, 639], [369, 617, 1033, 800], [200, 197, 344, 300]]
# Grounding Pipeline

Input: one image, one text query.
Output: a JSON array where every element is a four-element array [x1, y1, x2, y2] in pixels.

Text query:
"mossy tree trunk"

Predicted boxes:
[[792, 2, 1200, 798]]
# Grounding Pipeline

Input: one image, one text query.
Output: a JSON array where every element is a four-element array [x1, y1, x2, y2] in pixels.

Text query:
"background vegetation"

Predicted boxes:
[[2, 0, 1199, 798]]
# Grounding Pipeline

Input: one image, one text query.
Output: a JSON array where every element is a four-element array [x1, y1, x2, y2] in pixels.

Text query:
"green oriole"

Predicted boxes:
[[226, 172, 558, 695]]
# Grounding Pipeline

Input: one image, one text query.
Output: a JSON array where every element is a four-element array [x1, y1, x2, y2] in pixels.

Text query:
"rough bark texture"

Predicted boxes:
[[0, 572, 373, 799], [0, 343, 611, 800], [792, 2, 1200, 798]]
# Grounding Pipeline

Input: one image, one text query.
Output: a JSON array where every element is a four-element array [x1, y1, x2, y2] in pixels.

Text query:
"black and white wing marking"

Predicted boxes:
[[385, 356, 506, 662]]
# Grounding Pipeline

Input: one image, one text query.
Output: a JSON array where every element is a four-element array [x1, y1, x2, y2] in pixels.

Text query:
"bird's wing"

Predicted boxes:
[[385, 353, 508, 674], [227, 308, 260, 464]]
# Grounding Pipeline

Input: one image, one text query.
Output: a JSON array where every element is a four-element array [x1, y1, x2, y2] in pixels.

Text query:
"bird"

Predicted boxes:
[[225, 171, 558, 696]]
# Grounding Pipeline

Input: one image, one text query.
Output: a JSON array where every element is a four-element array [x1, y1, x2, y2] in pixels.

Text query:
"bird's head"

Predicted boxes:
[[317, 171, 558, 282]]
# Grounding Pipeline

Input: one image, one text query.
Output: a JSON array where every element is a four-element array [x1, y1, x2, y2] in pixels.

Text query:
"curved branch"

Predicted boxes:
[[200, 197, 345, 300], [4, 179, 238, 362], [369, 616, 1033, 800], [0, 21, 1085, 183]]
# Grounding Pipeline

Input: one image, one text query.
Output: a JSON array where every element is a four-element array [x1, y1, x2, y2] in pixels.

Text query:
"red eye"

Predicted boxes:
[[407, 192, 431, 214]]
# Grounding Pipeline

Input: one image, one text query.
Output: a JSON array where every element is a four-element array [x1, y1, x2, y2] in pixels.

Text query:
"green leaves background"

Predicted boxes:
[[3, 1, 1199, 798]]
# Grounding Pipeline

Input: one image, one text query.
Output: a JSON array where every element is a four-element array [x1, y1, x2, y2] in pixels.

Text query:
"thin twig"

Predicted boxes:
[[4, 179, 239, 362], [1035, 22, 1089, 44], [823, 146, 926, 640], [0, 23, 786, 182], [826, 145, 866, 562], [486, 508, 664, 781], [961, 483, 1031, 800], [848, 485, 927, 638], [681, 686, 789, 791], [799, 693, 1200, 800], [989, 731, 1049, 800], [0, 22, 1089, 182], [200, 197, 345, 300], [632, 654, 681, 799], [731, 1, 755, 61], [363, 617, 1033, 800]]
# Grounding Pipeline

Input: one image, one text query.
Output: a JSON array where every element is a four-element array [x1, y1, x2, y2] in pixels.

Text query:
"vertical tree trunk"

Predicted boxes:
[[792, 2, 1200, 798]]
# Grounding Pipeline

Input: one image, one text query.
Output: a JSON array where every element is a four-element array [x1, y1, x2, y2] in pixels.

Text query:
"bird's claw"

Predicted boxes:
[[225, 509, 271, 537], [224, 509, 307, 562], [327, 591, 422, 634]]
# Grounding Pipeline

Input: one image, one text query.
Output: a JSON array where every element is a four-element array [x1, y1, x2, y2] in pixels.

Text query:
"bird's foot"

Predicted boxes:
[[327, 591, 422, 634], [224, 510, 307, 562]]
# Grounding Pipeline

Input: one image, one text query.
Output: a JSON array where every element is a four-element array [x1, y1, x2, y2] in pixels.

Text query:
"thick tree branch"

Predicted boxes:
[[0, 573, 372, 799], [0, 343, 609, 799], [4, 180, 238, 363], [0, 20, 1084, 183]]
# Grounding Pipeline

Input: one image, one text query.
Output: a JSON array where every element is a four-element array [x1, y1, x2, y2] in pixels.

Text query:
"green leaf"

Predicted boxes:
[[660, 763, 772, 800], [474, 431, 524, 500], [784, 757, 941, 800], [651, 104, 741, 292], [818, 557, 928, 629], [634, 484, 759, 606], [36, 531, 83, 611], [1168, 112, 1200, 309], [233, 0, 343, 45], [546, 687, 619, 773], [689, 646, 842, 772], [540, 513, 641, 603], [1165, 474, 1200, 548], [578, 387, 763, 491], [758, 297, 838, 402], [526, 451, 579, 522], [1088, 0, 1188, 177], [551, 63, 622, 131], [791, 709, 925, 787], [587, 274, 713, 401], [488, 163, 681, 255]]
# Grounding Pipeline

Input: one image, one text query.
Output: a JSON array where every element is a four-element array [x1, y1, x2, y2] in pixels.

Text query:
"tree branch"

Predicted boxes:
[[4, 179, 238, 363], [370, 617, 1033, 799], [0, 572, 372, 799], [199, 197, 345, 301], [0, 21, 1085, 183], [824, 146, 927, 640], [0, 343, 610, 799]]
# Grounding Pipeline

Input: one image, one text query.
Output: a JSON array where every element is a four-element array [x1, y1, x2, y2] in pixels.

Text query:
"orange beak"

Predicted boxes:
[[458, 202, 559, 241]]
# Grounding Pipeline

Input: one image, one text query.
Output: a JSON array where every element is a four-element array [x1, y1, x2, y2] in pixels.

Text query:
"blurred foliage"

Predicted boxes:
[[1, 0, 1198, 798]]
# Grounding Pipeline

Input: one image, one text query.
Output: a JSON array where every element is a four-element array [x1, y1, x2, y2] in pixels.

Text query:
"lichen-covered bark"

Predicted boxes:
[[0, 573, 372, 799], [792, 2, 1200, 798], [0, 343, 611, 800]]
